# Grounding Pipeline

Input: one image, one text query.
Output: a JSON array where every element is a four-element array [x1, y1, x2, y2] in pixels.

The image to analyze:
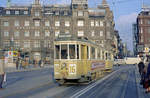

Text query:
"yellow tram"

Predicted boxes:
[[54, 34, 114, 84]]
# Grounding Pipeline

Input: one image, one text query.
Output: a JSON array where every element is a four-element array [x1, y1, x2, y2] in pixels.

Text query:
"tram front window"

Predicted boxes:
[[61, 45, 68, 59], [69, 45, 75, 59]]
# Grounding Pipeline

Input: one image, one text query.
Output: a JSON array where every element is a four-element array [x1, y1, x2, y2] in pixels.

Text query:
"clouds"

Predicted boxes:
[[116, 12, 138, 51]]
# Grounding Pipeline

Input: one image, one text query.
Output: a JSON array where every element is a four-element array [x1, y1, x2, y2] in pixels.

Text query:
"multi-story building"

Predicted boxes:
[[137, 6, 150, 56], [0, 0, 116, 62], [132, 23, 138, 56]]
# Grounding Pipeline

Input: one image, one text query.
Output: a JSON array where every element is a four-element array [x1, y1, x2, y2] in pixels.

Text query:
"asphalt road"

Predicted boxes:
[[0, 65, 147, 98]]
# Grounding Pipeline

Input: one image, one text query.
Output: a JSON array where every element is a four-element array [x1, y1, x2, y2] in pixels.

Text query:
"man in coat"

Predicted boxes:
[[138, 60, 145, 75], [0, 57, 5, 89]]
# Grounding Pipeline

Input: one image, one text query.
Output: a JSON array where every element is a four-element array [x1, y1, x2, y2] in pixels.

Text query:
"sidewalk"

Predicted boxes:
[[5, 64, 53, 73], [135, 65, 150, 98]]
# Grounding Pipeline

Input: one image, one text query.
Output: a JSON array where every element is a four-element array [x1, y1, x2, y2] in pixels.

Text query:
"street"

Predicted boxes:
[[0, 65, 150, 98]]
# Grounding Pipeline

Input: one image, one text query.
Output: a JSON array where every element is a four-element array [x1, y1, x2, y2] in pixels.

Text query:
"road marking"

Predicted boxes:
[[71, 69, 123, 98]]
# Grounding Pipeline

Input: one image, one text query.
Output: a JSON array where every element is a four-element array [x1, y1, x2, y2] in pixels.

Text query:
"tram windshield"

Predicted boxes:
[[55, 44, 79, 59]]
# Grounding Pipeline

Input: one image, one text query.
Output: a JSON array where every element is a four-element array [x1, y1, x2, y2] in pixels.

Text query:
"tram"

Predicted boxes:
[[54, 34, 114, 85]]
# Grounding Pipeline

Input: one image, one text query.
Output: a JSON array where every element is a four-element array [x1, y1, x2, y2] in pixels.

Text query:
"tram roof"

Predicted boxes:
[[55, 34, 100, 46]]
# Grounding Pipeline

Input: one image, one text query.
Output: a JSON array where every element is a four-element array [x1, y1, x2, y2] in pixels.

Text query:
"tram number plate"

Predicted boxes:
[[69, 64, 76, 74]]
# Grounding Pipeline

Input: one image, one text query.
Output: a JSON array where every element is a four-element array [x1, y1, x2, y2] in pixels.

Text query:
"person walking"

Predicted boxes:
[[145, 58, 150, 93], [138, 60, 145, 76], [0, 57, 5, 89], [16, 58, 19, 70]]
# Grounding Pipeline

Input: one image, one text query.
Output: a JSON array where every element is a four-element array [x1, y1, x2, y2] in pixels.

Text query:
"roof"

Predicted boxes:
[[54, 34, 98, 46]]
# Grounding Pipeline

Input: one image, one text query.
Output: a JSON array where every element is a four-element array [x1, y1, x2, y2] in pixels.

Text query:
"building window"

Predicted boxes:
[[100, 21, 104, 27], [65, 30, 69, 34], [45, 30, 50, 37], [140, 19, 143, 24], [77, 20, 84, 27], [4, 31, 9, 37], [4, 21, 9, 26], [34, 20, 40, 26], [55, 11, 59, 15], [78, 31, 84, 36], [24, 11, 28, 14], [141, 27, 143, 34], [91, 31, 95, 36], [148, 20, 150, 25], [14, 20, 19, 26], [100, 31, 103, 37], [148, 28, 150, 33], [55, 21, 60, 27], [24, 31, 30, 37], [91, 20, 94, 27], [34, 40, 40, 48], [4, 41, 10, 47], [95, 21, 99, 26], [15, 11, 19, 15], [65, 21, 70, 27], [25, 21, 30, 26], [35, 11, 40, 16], [107, 31, 110, 38], [6, 10, 10, 14], [64, 11, 68, 15], [78, 11, 83, 16], [44, 40, 51, 48], [45, 21, 50, 26], [35, 31, 40, 37], [14, 31, 20, 37], [107, 22, 110, 27], [55, 30, 60, 37], [14, 41, 20, 48], [24, 41, 30, 48], [141, 36, 144, 43]]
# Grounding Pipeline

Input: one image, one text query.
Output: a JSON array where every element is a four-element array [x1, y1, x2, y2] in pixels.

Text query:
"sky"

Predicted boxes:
[[0, 0, 150, 51]]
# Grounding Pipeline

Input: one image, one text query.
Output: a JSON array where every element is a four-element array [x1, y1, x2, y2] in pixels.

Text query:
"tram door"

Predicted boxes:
[[81, 45, 87, 75]]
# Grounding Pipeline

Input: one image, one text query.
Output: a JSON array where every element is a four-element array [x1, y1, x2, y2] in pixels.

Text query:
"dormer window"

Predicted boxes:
[[6, 10, 10, 15], [15, 11, 19, 15], [35, 11, 40, 16]]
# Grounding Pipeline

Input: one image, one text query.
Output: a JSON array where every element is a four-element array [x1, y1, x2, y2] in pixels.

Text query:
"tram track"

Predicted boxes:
[[70, 66, 134, 98]]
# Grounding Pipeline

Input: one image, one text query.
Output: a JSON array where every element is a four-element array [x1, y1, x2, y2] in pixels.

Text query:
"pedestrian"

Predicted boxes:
[[0, 57, 5, 89], [16, 58, 19, 70], [145, 58, 150, 93], [40, 60, 44, 68], [138, 59, 145, 75]]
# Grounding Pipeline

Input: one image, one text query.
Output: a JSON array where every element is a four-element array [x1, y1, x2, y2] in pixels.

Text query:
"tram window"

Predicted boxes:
[[55, 45, 60, 59], [108, 53, 111, 60], [61, 45, 68, 59], [98, 50, 100, 59], [102, 51, 104, 60], [77, 45, 79, 59], [69, 45, 75, 59], [91, 47, 95, 59], [105, 53, 108, 60], [87, 46, 89, 59]]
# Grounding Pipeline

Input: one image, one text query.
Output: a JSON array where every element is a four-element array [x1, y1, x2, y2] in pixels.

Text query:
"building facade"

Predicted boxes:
[[137, 6, 150, 56], [0, 0, 116, 62], [132, 23, 138, 56]]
